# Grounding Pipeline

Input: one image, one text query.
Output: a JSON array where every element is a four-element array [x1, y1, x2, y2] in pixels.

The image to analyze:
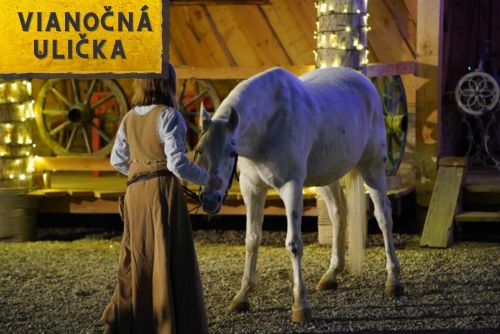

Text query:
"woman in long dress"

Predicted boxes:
[[102, 64, 221, 333]]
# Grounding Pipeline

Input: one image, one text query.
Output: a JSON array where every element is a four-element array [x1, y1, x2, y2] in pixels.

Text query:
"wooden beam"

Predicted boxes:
[[204, 6, 262, 66], [175, 62, 416, 80], [415, 0, 444, 206], [175, 65, 315, 79], [257, 5, 294, 65], [201, 5, 238, 66], [455, 212, 500, 223], [228, 5, 294, 65], [34, 156, 114, 172], [259, 0, 315, 64], [368, 0, 415, 62], [403, 0, 418, 23], [171, 0, 270, 5], [170, 6, 217, 66], [36, 196, 318, 216], [381, 0, 417, 58], [364, 61, 416, 77]]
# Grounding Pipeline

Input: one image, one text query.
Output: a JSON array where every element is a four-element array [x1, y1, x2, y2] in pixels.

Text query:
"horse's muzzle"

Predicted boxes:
[[200, 191, 222, 215]]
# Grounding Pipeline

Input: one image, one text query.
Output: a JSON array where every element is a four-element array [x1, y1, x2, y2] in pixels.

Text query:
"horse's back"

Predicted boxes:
[[298, 67, 386, 185], [300, 67, 378, 106]]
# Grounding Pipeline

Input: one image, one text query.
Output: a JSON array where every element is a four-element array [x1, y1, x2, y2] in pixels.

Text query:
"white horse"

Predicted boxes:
[[195, 67, 403, 323]]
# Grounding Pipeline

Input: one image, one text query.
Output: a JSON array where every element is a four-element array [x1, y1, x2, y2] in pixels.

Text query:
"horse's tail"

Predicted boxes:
[[344, 168, 367, 274]]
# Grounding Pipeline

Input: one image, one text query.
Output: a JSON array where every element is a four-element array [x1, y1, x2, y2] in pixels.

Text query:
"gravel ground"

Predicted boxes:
[[0, 231, 499, 334]]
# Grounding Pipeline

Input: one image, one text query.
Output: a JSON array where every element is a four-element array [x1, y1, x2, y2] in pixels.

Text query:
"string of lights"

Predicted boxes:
[[0, 80, 35, 187], [314, 0, 369, 69]]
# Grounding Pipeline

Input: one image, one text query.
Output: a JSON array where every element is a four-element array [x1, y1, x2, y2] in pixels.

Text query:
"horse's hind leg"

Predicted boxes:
[[279, 180, 311, 323], [358, 163, 404, 297], [229, 173, 267, 313], [316, 181, 347, 290]]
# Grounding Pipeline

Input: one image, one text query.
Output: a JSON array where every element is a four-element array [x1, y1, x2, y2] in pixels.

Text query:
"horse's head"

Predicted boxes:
[[196, 103, 239, 214]]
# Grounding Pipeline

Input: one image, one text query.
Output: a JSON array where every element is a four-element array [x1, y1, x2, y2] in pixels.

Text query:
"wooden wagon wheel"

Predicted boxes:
[[371, 75, 409, 176], [35, 79, 128, 156], [176, 79, 220, 151]]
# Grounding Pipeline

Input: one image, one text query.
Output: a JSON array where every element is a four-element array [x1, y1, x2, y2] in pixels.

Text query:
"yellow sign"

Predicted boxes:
[[0, 0, 169, 78]]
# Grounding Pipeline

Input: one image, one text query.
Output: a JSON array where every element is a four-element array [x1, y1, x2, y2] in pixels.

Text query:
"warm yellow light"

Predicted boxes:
[[356, 44, 364, 51], [320, 34, 327, 48], [25, 81, 32, 95], [320, 3, 327, 14], [19, 174, 26, 181], [4, 136, 12, 144], [28, 157, 35, 172], [345, 26, 351, 32], [28, 101, 35, 118]]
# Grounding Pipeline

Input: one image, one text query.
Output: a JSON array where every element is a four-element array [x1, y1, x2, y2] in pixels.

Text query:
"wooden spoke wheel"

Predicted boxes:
[[177, 79, 220, 151], [35, 79, 128, 156], [371, 75, 409, 176]]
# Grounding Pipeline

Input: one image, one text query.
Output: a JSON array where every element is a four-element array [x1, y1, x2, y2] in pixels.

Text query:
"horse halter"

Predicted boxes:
[[185, 148, 238, 211]]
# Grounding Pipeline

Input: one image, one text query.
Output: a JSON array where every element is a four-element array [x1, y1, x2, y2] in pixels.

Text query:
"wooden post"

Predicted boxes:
[[315, 0, 368, 69], [315, 0, 369, 245], [0, 80, 35, 188], [415, 0, 444, 206]]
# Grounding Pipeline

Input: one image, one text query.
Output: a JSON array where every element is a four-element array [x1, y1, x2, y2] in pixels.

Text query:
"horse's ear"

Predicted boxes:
[[228, 108, 239, 131], [199, 103, 211, 132]]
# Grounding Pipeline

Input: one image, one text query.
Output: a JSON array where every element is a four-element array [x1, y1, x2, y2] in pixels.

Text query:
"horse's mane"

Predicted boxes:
[[213, 67, 300, 121]]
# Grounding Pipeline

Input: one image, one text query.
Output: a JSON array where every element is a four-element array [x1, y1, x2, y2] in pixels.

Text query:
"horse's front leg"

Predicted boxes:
[[229, 174, 267, 312], [279, 180, 312, 323]]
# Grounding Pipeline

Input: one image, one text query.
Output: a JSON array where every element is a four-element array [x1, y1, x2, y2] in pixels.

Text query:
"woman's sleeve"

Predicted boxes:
[[159, 108, 210, 186], [110, 120, 130, 175]]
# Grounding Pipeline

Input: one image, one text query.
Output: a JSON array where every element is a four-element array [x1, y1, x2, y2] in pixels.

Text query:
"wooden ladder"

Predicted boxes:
[[421, 156, 500, 248]]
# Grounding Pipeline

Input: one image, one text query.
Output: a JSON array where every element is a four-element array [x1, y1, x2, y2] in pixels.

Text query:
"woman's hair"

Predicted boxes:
[[131, 63, 177, 108]]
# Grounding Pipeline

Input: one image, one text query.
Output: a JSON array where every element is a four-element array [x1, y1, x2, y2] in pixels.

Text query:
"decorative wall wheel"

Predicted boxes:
[[35, 79, 128, 156], [177, 79, 220, 151], [371, 75, 409, 176], [455, 71, 499, 116]]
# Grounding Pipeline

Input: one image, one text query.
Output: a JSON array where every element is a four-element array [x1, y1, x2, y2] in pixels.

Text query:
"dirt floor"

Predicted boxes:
[[0, 230, 499, 334]]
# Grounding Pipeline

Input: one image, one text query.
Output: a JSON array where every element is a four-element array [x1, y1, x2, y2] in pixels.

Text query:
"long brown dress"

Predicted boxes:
[[102, 106, 208, 334]]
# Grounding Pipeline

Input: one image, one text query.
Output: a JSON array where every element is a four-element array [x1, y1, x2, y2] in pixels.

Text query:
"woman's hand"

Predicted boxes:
[[209, 173, 223, 190]]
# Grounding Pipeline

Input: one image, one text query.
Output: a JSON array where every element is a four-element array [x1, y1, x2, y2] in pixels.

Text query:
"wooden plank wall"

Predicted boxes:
[[169, 0, 316, 69]]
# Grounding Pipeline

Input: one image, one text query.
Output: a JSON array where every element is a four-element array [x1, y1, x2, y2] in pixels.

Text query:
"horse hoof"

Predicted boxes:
[[316, 275, 339, 290], [228, 300, 250, 313], [291, 307, 312, 323], [385, 282, 404, 297]]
